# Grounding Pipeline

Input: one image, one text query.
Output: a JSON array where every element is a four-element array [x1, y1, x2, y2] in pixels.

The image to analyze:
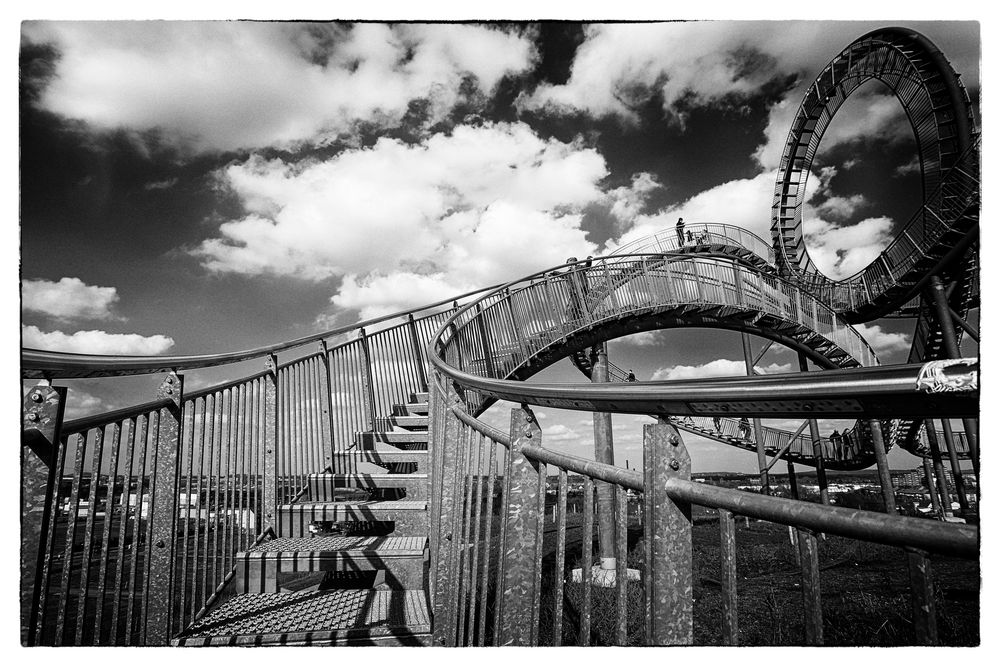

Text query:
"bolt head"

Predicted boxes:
[[668, 434, 679, 446], [26, 412, 40, 422], [155, 539, 165, 548], [30, 392, 43, 403], [165, 388, 173, 395], [669, 459, 680, 471], [165, 377, 174, 385]]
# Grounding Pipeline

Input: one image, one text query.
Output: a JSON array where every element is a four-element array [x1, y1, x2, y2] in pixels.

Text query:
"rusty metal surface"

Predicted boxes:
[[497, 408, 543, 646], [718, 508, 739, 645], [797, 530, 823, 645], [906, 550, 938, 644], [642, 422, 693, 645], [21, 384, 65, 646], [144, 372, 183, 645]]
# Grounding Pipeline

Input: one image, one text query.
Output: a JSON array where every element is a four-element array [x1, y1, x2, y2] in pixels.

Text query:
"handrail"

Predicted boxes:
[[60, 397, 174, 435], [611, 221, 775, 265], [21, 280, 506, 378], [518, 442, 976, 557], [428, 359, 978, 419], [450, 405, 512, 447]]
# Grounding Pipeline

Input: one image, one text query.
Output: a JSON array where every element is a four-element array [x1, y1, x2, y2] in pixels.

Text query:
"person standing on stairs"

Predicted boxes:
[[738, 417, 752, 440], [676, 217, 685, 246]]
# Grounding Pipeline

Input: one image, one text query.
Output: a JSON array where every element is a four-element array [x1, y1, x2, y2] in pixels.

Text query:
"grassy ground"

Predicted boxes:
[[534, 512, 979, 646]]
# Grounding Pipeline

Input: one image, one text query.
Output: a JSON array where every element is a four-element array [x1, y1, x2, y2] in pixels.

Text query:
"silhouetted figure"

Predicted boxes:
[[713, 416, 722, 431], [686, 230, 694, 243], [738, 417, 752, 440], [626, 369, 637, 382], [830, 429, 843, 459], [675, 217, 685, 245]]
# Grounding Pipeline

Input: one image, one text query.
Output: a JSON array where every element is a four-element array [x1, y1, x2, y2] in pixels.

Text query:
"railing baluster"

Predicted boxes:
[[718, 508, 739, 645], [75, 423, 105, 644], [580, 477, 593, 646], [552, 468, 567, 646], [615, 484, 627, 645]]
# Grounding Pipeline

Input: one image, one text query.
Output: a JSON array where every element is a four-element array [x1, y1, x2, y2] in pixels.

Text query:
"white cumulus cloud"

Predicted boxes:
[[803, 216, 894, 280], [651, 358, 791, 381], [22, 277, 121, 321], [852, 323, 911, 355], [22, 325, 175, 355], [22, 22, 536, 153], [192, 122, 602, 316]]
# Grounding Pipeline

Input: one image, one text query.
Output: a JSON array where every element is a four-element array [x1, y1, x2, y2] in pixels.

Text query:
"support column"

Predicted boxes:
[[786, 460, 801, 566], [21, 383, 66, 646], [867, 419, 897, 514], [938, 419, 970, 515], [922, 458, 943, 518], [591, 343, 617, 570], [742, 333, 769, 495], [927, 276, 979, 483], [924, 425, 953, 518], [798, 353, 829, 505]]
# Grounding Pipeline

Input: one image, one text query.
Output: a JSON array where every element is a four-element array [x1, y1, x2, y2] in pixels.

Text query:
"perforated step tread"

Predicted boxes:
[[245, 535, 427, 555], [174, 589, 430, 646]]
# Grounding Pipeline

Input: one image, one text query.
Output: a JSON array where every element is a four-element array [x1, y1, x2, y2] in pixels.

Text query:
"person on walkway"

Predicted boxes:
[[830, 429, 843, 459], [675, 217, 685, 245], [626, 369, 637, 382], [738, 417, 752, 440], [713, 415, 722, 432]]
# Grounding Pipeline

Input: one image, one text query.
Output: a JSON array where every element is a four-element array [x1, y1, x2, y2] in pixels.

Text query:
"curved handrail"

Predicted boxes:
[[21, 280, 506, 379], [611, 222, 776, 267]]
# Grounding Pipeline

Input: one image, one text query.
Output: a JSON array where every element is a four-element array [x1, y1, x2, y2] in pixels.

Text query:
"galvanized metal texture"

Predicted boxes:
[[906, 549, 938, 645], [144, 372, 183, 645], [718, 509, 739, 645], [797, 529, 823, 645], [21, 383, 66, 646], [643, 422, 693, 645], [496, 408, 543, 646]]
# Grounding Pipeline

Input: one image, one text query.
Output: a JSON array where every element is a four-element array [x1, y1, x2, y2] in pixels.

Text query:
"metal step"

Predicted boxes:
[[173, 589, 431, 646], [410, 392, 429, 403], [308, 472, 429, 501], [390, 415, 428, 430], [401, 401, 429, 415], [357, 431, 429, 447], [235, 536, 428, 593], [330, 449, 428, 473], [279, 501, 429, 538]]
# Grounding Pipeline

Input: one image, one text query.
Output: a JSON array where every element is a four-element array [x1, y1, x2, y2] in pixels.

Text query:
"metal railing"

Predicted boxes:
[[611, 222, 776, 267], [428, 381, 978, 646]]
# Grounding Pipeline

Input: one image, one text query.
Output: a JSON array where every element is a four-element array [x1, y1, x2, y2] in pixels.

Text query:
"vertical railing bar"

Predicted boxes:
[[93, 422, 123, 644], [467, 431, 486, 645], [446, 421, 470, 645], [552, 468, 568, 646], [55, 431, 88, 645], [492, 425, 512, 646], [234, 384, 246, 557], [615, 485, 627, 646], [193, 396, 211, 622], [178, 400, 198, 631], [456, 426, 478, 644], [531, 462, 546, 646], [301, 360, 315, 481], [138, 408, 163, 644], [109, 417, 138, 644], [203, 394, 219, 614], [33, 412, 69, 645], [580, 477, 593, 646], [213, 391, 227, 593], [75, 425, 105, 645], [123, 414, 149, 645], [475, 435, 498, 647], [222, 385, 236, 581], [719, 508, 739, 645]]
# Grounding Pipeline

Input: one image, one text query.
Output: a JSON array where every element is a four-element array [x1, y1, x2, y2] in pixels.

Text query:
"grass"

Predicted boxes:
[[530, 513, 979, 646]]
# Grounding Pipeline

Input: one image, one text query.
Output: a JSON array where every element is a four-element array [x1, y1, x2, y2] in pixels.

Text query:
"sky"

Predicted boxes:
[[15, 15, 983, 474]]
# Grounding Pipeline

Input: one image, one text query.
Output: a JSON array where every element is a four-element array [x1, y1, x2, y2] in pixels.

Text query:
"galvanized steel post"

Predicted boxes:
[[316, 340, 335, 464], [642, 421, 693, 645], [797, 529, 823, 645], [924, 425, 953, 517], [431, 381, 463, 646], [742, 333, 770, 495], [867, 419, 897, 513], [591, 343, 617, 570], [798, 353, 829, 505], [922, 458, 943, 517], [358, 327, 378, 430], [497, 407, 543, 646], [145, 372, 183, 645], [906, 549, 938, 644], [21, 383, 66, 646], [263, 354, 278, 534], [938, 419, 970, 515]]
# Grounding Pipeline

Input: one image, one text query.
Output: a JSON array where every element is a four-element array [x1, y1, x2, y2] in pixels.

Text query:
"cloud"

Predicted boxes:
[[607, 170, 776, 248], [651, 358, 790, 381], [192, 122, 602, 316], [64, 390, 107, 420], [22, 325, 175, 354], [852, 323, 911, 355], [519, 23, 794, 126], [803, 216, 894, 279], [22, 22, 536, 154], [615, 330, 662, 346], [22, 277, 121, 321]]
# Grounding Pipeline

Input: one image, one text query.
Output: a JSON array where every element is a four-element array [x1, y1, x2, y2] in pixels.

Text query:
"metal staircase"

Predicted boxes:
[[174, 392, 433, 647]]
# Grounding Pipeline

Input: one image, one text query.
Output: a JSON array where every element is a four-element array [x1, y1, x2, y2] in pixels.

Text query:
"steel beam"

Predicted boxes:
[[591, 344, 617, 569]]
